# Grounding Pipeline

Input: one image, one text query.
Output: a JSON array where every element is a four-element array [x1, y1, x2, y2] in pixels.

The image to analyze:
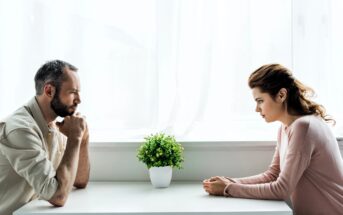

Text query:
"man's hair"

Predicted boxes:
[[34, 60, 78, 95]]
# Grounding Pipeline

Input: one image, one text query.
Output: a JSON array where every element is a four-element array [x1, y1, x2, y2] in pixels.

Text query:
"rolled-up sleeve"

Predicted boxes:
[[0, 128, 58, 200]]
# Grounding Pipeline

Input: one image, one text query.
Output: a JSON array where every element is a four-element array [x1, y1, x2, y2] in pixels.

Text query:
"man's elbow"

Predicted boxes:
[[48, 193, 68, 207], [74, 181, 88, 189], [48, 180, 71, 207], [74, 173, 90, 189]]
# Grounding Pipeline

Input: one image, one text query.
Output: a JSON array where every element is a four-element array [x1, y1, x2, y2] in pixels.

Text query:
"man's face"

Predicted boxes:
[[50, 69, 81, 117], [51, 90, 74, 117]]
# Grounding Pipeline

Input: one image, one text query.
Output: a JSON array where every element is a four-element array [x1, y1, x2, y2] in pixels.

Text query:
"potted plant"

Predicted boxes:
[[137, 133, 184, 188]]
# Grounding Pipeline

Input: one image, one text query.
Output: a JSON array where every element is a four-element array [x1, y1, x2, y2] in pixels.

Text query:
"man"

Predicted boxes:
[[0, 60, 90, 215]]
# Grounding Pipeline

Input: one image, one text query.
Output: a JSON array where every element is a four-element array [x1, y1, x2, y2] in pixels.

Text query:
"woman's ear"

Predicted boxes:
[[44, 84, 55, 98], [277, 88, 287, 103]]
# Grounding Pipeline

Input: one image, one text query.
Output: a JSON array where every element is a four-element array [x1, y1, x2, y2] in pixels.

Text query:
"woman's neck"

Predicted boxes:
[[280, 114, 302, 128]]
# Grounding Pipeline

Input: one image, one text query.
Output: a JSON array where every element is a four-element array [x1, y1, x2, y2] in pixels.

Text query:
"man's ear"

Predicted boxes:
[[44, 84, 55, 98], [277, 88, 287, 103]]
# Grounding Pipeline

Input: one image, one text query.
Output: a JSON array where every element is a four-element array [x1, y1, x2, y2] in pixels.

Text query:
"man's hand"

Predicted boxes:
[[203, 176, 232, 196], [81, 121, 89, 143], [56, 113, 86, 140]]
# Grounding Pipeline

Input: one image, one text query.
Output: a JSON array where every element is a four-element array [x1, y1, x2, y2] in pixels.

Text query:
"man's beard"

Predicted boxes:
[[51, 92, 75, 117]]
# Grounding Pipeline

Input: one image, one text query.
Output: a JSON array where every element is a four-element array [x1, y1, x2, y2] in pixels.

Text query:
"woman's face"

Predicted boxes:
[[252, 87, 285, 123]]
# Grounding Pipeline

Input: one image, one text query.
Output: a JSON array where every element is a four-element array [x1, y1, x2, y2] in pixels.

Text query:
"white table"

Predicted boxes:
[[14, 182, 292, 215]]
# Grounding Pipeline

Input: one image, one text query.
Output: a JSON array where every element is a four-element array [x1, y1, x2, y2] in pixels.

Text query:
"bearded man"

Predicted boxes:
[[0, 60, 90, 215]]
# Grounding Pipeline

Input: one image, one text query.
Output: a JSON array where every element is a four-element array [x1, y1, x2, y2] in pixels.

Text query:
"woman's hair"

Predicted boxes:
[[248, 64, 335, 124]]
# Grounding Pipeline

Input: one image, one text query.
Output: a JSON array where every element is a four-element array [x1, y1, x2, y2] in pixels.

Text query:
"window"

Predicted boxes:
[[0, 0, 342, 142]]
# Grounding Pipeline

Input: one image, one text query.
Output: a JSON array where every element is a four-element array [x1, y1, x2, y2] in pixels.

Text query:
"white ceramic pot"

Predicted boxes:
[[149, 166, 172, 188]]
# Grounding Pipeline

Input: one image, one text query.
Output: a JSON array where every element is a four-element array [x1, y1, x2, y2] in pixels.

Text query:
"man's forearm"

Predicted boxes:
[[49, 137, 82, 206], [74, 133, 90, 188]]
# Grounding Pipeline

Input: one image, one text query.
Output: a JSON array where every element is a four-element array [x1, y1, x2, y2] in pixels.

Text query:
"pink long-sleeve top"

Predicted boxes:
[[225, 115, 343, 215]]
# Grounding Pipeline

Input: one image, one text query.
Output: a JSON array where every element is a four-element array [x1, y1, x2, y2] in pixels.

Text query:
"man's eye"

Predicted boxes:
[[257, 100, 263, 104]]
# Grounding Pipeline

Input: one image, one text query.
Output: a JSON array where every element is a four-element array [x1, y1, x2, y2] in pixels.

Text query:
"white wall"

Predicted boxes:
[[89, 141, 343, 181]]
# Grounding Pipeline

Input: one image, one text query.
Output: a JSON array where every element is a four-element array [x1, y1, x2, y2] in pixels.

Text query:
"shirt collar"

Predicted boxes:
[[26, 97, 55, 139]]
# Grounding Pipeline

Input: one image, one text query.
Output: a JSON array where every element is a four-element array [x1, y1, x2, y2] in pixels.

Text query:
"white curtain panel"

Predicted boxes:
[[292, 0, 343, 138], [0, 0, 342, 141]]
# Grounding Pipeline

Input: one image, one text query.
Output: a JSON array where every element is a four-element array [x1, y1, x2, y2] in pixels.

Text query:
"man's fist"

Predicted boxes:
[[56, 112, 86, 140]]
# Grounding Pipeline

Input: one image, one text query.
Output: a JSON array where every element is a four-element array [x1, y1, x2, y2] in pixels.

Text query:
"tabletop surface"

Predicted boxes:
[[14, 181, 292, 215]]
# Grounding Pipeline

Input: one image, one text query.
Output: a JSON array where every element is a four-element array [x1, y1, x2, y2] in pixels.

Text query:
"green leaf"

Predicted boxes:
[[136, 133, 184, 169]]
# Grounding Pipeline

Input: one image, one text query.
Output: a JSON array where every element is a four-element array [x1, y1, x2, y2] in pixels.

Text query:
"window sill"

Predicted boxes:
[[89, 139, 343, 150]]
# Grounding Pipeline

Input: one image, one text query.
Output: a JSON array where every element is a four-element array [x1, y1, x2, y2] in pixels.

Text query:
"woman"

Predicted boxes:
[[203, 64, 343, 215]]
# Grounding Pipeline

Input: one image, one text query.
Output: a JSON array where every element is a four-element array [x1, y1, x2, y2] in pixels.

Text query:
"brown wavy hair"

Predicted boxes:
[[248, 64, 335, 124]]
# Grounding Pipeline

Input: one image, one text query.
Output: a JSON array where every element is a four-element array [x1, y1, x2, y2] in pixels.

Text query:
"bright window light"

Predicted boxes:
[[0, 0, 342, 142]]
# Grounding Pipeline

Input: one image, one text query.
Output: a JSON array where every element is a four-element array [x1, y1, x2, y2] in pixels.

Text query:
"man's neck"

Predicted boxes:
[[35, 95, 57, 124]]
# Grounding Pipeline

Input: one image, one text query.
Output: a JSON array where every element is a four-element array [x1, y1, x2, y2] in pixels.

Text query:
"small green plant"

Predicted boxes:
[[137, 133, 184, 169]]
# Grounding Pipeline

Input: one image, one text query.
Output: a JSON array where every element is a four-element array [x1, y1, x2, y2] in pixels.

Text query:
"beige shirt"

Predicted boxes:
[[226, 115, 343, 215], [0, 97, 66, 215]]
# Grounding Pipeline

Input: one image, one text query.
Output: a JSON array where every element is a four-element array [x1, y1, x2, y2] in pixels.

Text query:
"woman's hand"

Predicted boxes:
[[203, 176, 232, 196]]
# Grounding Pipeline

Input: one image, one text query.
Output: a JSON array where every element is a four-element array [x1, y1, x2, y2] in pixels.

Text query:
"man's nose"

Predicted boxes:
[[75, 93, 81, 104]]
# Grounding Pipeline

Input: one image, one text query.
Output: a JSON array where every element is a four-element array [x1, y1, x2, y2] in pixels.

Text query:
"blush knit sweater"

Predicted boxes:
[[225, 115, 343, 215]]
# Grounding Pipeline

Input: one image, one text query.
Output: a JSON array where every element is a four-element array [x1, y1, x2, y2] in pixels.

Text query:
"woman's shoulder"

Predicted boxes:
[[289, 115, 332, 142], [291, 115, 322, 129], [287, 115, 326, 139], [286, 115, 324, 152]]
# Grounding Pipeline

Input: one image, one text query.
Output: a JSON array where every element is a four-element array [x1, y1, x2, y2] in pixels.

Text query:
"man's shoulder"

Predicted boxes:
[[1, 106, 37, 135]]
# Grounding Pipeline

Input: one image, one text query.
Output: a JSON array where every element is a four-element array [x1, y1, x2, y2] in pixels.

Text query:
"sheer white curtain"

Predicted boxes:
[[0, 0, 342, 141], [156, 0, 291, 140], [292, 0, 343, 137]]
